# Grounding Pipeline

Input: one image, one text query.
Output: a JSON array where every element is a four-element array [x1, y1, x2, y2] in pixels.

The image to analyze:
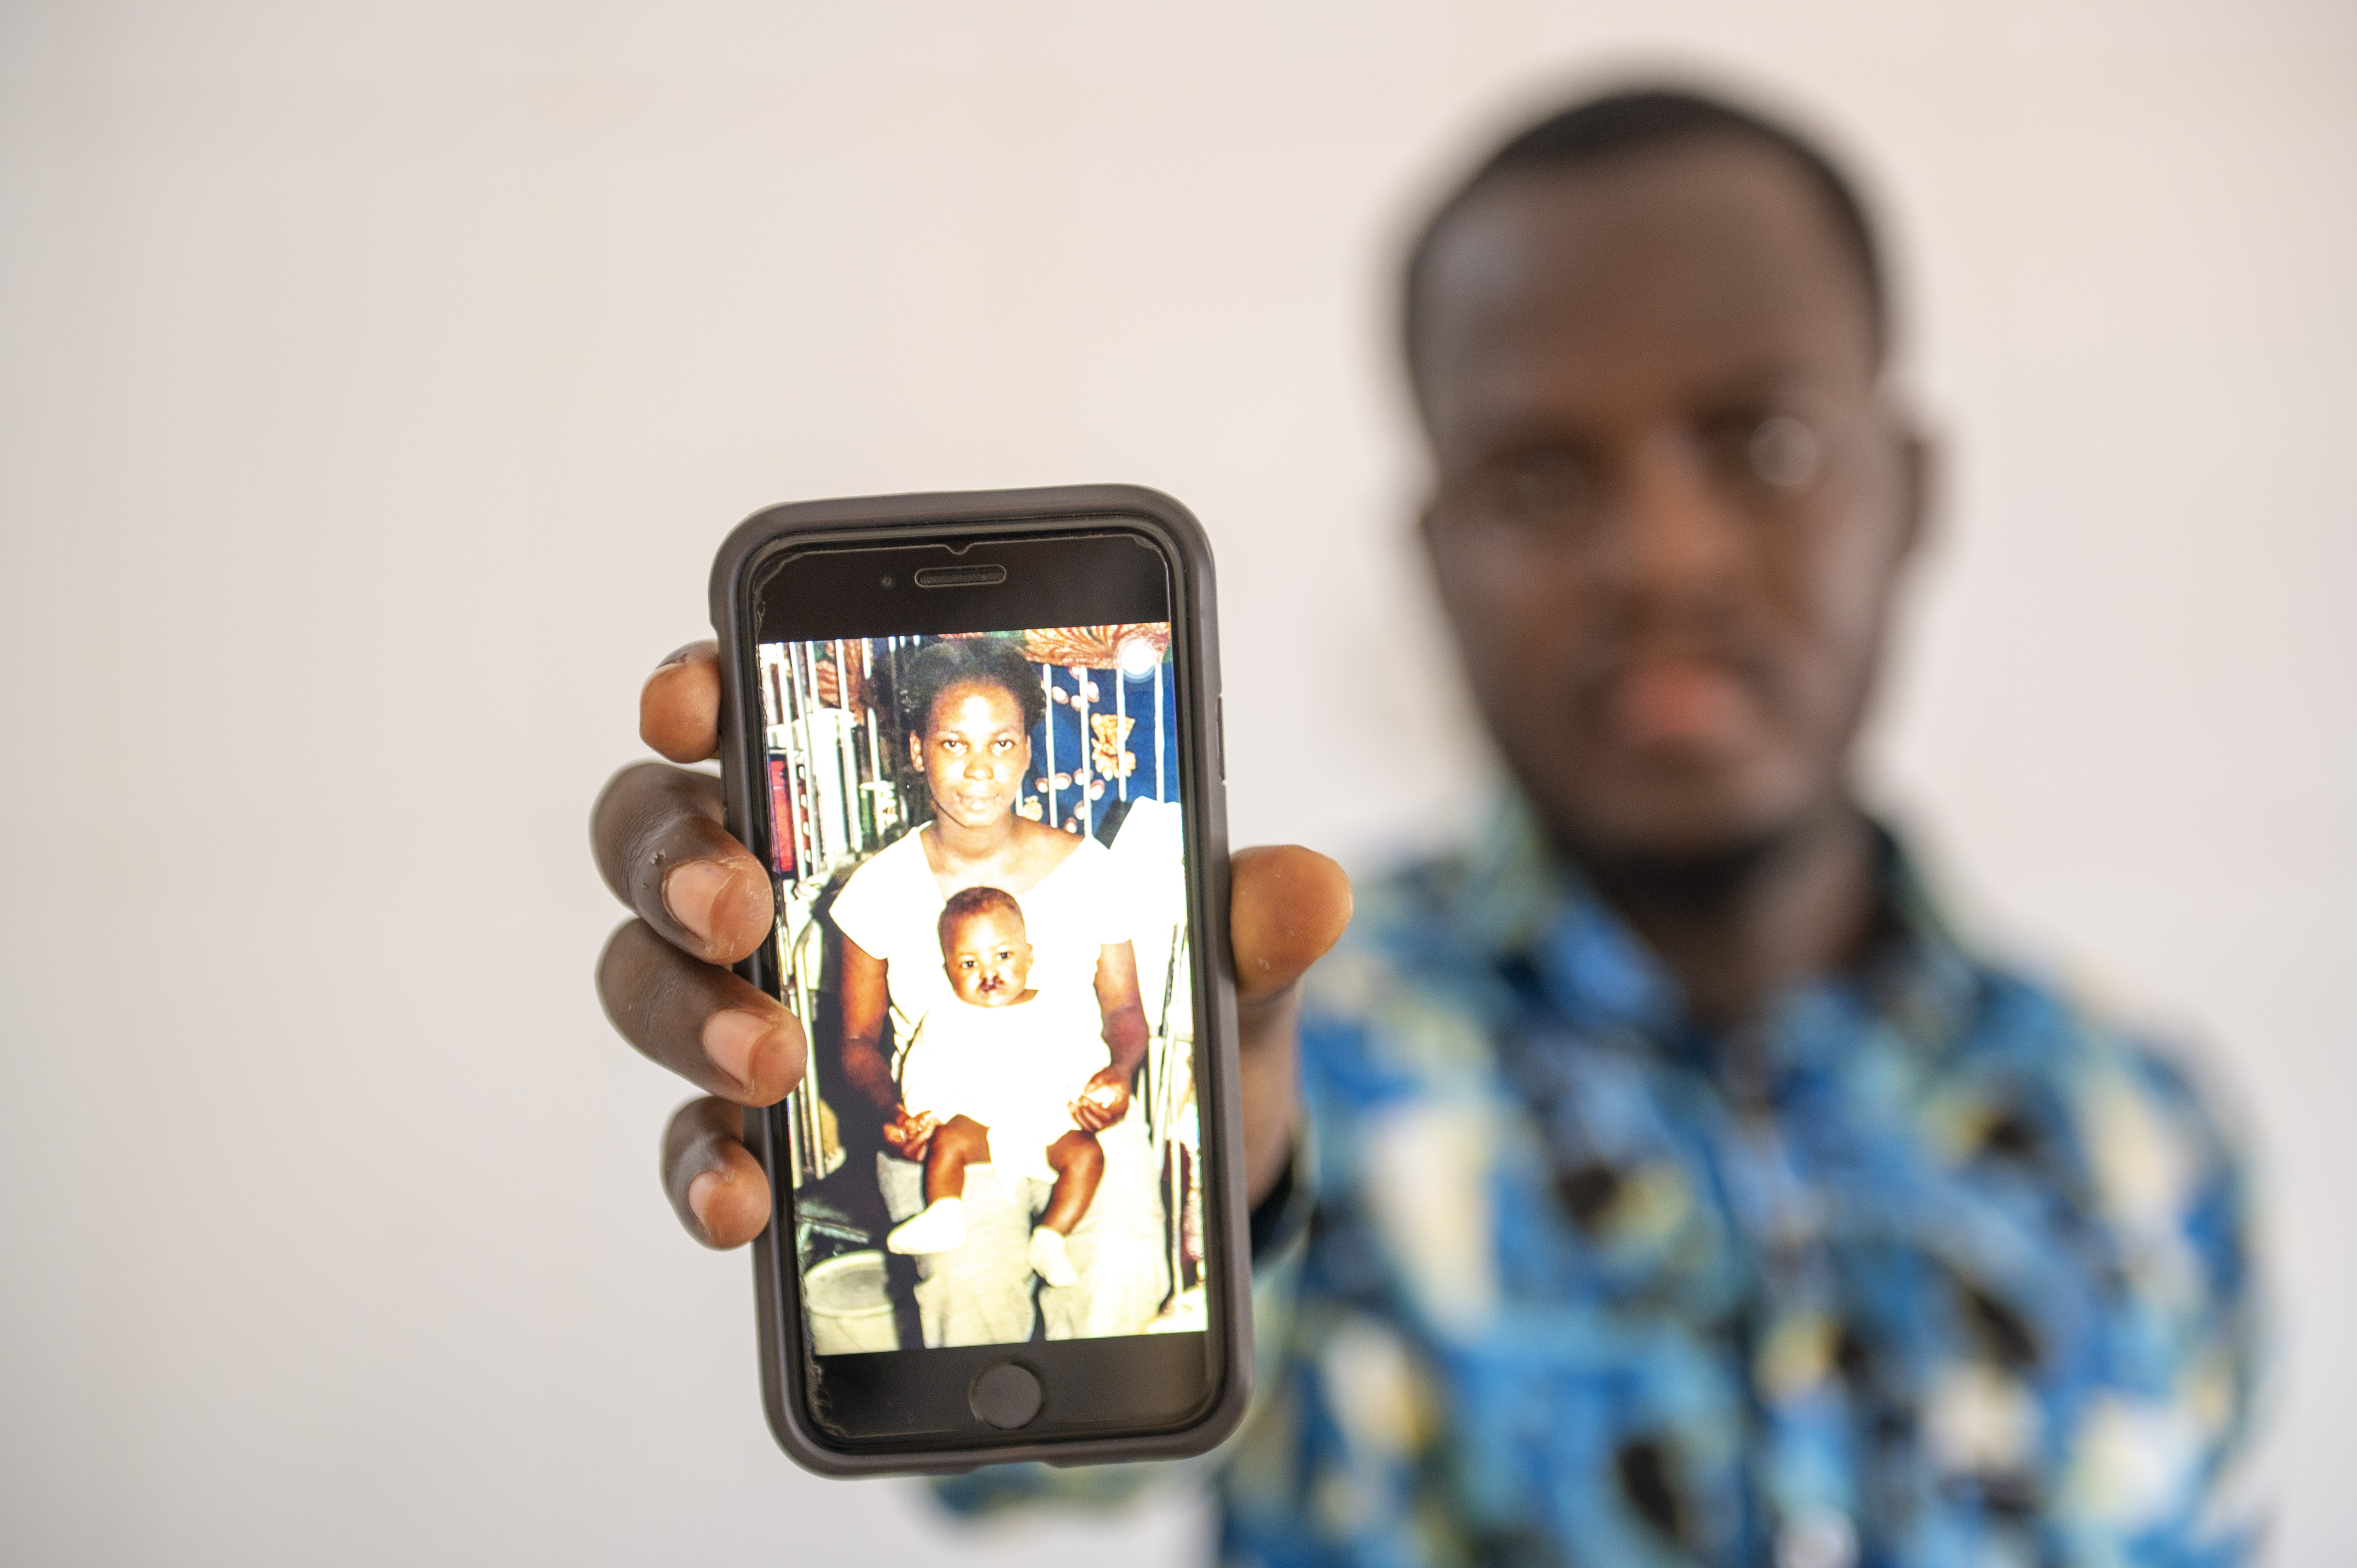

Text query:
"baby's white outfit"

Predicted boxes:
[[898, 989, 1109, 1202]]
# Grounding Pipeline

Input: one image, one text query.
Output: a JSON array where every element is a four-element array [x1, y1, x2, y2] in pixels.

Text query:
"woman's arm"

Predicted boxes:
[[837, 936, 900, 1114], [1074, 939, 1148, 1131], [843, 936, 938, 1158]]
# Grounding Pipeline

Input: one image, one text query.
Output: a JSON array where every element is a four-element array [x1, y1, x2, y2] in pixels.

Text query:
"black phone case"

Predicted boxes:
[[707, 484, 1248, 1476]]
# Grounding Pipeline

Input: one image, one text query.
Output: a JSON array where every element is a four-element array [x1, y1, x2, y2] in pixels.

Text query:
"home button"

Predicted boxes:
[[969, 1362, 1044, 1429]]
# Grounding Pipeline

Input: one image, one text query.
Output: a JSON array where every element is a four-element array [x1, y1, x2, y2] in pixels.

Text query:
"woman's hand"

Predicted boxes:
[[1071, 1067, 1133, 1131], [883, 1106, 939, 1162], [601, 640, 1353, 1250]]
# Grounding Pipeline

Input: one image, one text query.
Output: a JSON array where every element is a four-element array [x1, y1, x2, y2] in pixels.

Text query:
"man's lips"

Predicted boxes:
[[1604, 659, 1752, 747]]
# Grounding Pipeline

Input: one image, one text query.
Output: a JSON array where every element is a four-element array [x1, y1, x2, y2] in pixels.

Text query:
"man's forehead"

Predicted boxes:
[[1415, 141, 1878, 431]]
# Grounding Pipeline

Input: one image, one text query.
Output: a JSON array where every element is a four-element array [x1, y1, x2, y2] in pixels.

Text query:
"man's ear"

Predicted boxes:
[[1416, 496, 1472, 632], [909, 731, 924, 771], [1886, 401, 1937, 566], [1415, 498, 1447, 588]]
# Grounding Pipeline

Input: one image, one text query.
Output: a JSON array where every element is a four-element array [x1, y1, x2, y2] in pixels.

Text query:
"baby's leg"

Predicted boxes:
[[1036, 1129, 1106, 1236], [889, 1116, 992, 1256], [924, 1116, 992, 1204], [1026, 1130, 1105, 1287]]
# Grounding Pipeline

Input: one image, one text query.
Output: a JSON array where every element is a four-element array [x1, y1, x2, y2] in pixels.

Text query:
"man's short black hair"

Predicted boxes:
[[901, 636, 1047, 738], [939, 884, 1025, 950], [1403, 85, 1890, 384]]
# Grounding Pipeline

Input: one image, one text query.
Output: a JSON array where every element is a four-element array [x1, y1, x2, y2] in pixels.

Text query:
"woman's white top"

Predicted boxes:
[[828, 824, 1138, 1049]]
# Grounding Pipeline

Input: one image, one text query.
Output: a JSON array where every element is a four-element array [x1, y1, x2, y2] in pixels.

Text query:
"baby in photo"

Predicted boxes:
[[885, 885, 1115, 1287]]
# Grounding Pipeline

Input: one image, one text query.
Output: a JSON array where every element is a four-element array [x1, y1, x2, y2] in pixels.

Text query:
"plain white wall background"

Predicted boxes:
[[2, 1, 2350, 1562]]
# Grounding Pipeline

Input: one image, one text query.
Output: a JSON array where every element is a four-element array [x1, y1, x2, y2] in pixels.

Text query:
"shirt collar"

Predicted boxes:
[[1451, 789, 1979, 1057]]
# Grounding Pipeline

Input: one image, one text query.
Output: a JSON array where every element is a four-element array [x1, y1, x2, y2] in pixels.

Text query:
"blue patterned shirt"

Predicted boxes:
[[944, 801, 2257, 1568]]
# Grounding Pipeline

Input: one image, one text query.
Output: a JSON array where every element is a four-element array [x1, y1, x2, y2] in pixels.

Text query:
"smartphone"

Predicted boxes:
[[708, 485, 1246, 1476]]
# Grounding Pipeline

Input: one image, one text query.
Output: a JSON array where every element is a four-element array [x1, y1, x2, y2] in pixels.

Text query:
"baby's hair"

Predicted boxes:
[[938, 885, 1026, 952]]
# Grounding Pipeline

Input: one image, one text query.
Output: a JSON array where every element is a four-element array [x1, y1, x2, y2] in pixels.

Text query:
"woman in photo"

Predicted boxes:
[[824, 636, 1169, 1347]]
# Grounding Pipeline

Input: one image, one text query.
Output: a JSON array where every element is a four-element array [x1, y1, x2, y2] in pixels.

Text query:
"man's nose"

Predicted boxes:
[[1613, 430, 1739, 607]]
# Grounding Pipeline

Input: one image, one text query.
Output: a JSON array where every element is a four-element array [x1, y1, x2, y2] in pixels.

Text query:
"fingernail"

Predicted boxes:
[[654, 643, 699, 672], [663, 860, 738, 948], [687, 1169, 725, 1235], [703, 1007, 776, 1091]]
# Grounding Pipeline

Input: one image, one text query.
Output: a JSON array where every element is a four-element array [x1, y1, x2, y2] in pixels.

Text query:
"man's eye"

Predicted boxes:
[[1706, 413, 1823, 495], [1751, 415, 1821, 490], [1481, 450, 1592, 526]]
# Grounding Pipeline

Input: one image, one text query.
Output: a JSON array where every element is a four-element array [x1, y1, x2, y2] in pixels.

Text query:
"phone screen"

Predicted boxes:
[[745, 524, 1224, 1446]]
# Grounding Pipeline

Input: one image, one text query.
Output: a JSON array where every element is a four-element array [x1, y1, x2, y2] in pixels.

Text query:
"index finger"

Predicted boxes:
[[642, 641, 722, 763]]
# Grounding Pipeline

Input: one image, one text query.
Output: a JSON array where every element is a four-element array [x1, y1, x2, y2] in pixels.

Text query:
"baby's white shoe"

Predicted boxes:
[[887, 1197, 966, 1255], [1028, 1226, 1080, 1288]]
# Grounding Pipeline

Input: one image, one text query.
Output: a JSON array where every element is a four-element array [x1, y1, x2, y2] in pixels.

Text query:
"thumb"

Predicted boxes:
[[1228, 845, 1353, 1003]]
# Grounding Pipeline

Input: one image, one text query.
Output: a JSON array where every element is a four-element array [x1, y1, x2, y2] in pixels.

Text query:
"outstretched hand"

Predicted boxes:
[[595, 641, 1354, 1250]]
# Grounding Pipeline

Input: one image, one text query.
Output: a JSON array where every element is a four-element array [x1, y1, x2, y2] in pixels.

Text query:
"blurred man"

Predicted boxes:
[[595, 87, 2253, 1568]]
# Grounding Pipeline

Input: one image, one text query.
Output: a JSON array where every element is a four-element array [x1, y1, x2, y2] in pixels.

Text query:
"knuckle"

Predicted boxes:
[[640, 949, 700, 1045], [600, 921, 709, 1061], [595, 922, 654, 1034]]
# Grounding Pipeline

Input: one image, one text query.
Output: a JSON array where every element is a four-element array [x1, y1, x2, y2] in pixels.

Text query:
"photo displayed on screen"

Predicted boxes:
[[756, 625, 1205, 1354]]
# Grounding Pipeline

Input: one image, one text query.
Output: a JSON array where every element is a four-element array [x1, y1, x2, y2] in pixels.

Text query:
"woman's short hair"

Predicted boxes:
[[899, 636, 1047, 737]]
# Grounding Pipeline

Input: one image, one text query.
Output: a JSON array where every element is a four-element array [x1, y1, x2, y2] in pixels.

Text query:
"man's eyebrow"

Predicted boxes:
[[1453, 419, 1602, 459], [1686, 351, 1831, 400]]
